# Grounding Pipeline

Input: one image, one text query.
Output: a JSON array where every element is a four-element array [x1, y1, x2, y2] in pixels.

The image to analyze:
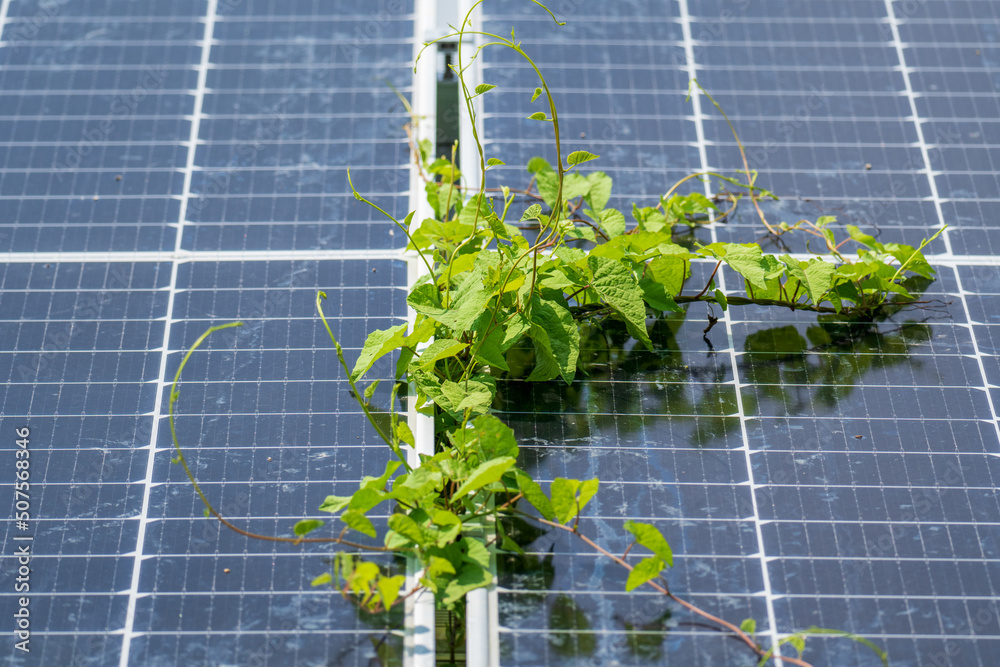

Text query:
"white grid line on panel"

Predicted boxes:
[[678, 0, 782, 657], [119, 1, 219, 665]]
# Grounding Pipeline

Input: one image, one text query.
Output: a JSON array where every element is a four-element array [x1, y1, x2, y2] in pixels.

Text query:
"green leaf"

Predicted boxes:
[[359, 460, 401, 492], [416, 338, 468, 369], [426, 555, 456, 578], [640, 255, 687, 313], [294, 519, 324, 537], [351, 323, 408, 381], [783, 256, 836, 305], [640, 279, 682, 313], [578, 478, 598, 511], [846, 225, 882, 251], [521, 203, 542, 221], [347, 561, 380, 594], [441, 563, 493, 607], [407, 284, 446, 318], [395, 420, 415, 448], [562, 172, 592, 200], [390, 467, 442, 504], [535, 170, 591, 208], [515, 469, 555, 520], [597, 208, 625, 237], [341, 510, 376, 538], [349, 487, 386, 513], [551, 478, 581, 524], [363, 379, 380, 402], [717, 243, 770, 291], [567, 150, 599, 166], [437, 374, 496, 416], [457, 193, 496, 228], [588, 256, 652, 350], [550, 478, 598, 524], [486, 157, 505, 168], [527, 111, 549, 121], [740, 618, 757, 635], [472, 327, 510, 371], [475, 83, 496, 95], [417, 138, 432, 166], [461, 536, 492, 570], [318, 494, 352, 513], [486, 213, 510, 240], [623, 520, 674, 566], [454, 456, 516, 497], [531, 87, 543, 102], [714, 289, 728, 311], [633, 204, 668, 233], [625, 556, 665, 592], [468, 414, 519, 460], [387, 513, 429, 547], [884, 242, 935, 279], [527, 294, 580, 383], [527, 157, 553, 174], [585, 172, 612, 211], [377, 575, 405, 610], [311, 572, 333, 587]]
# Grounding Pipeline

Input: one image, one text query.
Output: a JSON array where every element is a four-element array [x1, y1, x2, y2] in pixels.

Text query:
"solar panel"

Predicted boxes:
[[1, 0, 998, 665], [479, 0, 1000, 664], [0, 1, 414, 665]]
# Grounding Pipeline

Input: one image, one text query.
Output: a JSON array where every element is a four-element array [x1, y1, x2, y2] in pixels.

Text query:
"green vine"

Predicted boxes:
[[163, 3, 951, 664]]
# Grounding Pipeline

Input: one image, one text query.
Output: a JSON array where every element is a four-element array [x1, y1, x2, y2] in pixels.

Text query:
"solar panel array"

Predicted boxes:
[[0, 0, 998, 666], [480, 0, 1000, 664], [0, 1, 413, 665]]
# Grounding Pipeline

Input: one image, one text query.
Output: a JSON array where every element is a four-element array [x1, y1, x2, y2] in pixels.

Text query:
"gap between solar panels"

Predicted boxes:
[[162, 2, 958, 665]]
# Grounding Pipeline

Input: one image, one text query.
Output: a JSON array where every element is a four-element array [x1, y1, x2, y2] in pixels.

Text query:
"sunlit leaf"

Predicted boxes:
[[567, 150, 599, 166], [294, 519, 324, 537], [623, 520, 674, 566], [625, 556, 665, 591]]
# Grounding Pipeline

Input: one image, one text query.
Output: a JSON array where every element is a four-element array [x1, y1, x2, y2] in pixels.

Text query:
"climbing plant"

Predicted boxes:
[[167, 2, 948, 664]]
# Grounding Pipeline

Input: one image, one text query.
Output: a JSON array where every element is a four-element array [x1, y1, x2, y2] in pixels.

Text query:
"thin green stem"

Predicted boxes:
[[169, 321, 401, 549], [317, 291, 412, 472]]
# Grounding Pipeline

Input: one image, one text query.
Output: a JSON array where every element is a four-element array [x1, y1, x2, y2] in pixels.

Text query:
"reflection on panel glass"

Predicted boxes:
[[494, 294, 951, 665]]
